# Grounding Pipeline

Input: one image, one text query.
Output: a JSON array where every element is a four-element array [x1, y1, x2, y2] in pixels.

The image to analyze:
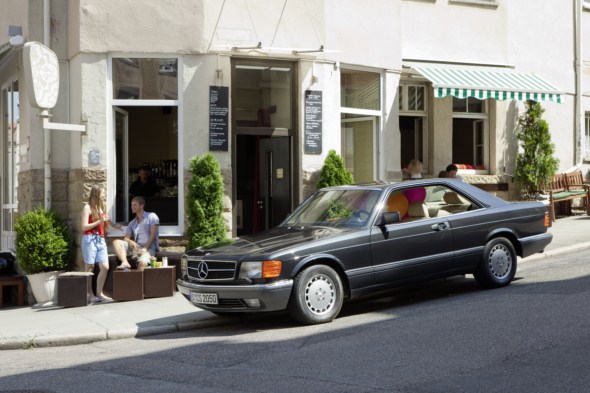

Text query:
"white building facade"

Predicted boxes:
[[1, 0, 589, 256]]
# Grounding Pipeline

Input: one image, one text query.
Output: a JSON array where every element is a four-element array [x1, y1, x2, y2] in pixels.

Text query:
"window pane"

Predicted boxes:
[[453, 97, 467, 112], [113, 58, 178, 100], [585, 114, 590, 153], [234, 64, 293, 129], [398, 86, 403, 111], [468, 97, 484, 113], [342, 117, 375, 183], [415, 86, 425, 111], [341, 69, 380, 110], [408, 86, 416, 111]]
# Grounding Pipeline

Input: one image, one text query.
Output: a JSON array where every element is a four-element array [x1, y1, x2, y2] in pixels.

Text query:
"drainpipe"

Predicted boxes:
[[574, 0, 583, 167], [43, 0, 51, 210]]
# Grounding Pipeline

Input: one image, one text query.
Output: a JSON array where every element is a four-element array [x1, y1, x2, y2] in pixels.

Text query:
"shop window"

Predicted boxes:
[[112, 58, 178, 100], [111, 57, 180, 232], [341, 115, 376, 183], [399, 83, 427, 173], [341, 69, 380, 110], [234, 64, 293, 129], [340, 68, 382, 183], [1, 80, 19, 251], [453, 97, 484, 113]]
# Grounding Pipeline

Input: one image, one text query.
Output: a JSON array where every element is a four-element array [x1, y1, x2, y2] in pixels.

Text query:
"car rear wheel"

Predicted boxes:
[[288, 265, 343, 325], [474, 237, 517, 288]]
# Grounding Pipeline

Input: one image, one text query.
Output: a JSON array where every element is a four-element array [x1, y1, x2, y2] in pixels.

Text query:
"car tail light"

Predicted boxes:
[[544, 212, 551, 228], [262, 260, 282, 278]]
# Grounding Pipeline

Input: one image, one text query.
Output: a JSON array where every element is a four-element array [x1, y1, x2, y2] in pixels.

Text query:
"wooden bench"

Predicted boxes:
[[545, 170, 590, 221], [0, 275, 25, 307]]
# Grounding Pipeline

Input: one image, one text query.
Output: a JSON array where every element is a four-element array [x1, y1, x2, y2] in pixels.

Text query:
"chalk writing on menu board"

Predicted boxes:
[[209, 86, 229, 151], [304, 90, 322, 154]]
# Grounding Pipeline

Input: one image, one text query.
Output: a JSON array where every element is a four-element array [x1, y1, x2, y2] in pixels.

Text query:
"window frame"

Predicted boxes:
[[340, 65, 383, 181], [452, 98, 489, 174], [584, 112, 590, 160], [107, 54, 184, 236]]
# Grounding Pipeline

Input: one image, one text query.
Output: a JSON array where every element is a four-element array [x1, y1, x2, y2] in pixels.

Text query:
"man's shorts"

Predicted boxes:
[[82, 234, 108, 264], [118, 240, 156, 266]]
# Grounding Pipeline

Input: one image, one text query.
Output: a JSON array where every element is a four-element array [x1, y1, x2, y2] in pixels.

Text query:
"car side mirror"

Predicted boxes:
[[379, 212, 401, 226]]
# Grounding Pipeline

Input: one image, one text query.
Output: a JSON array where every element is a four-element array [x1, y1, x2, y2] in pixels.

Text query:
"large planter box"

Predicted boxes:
[[143, 266, 176, 298], [57, 272, 93, 308], [112, 270, 144, 301]]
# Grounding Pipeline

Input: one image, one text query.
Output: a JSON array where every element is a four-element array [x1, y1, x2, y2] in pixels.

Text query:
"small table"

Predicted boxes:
[[0, 275, 25, 307]]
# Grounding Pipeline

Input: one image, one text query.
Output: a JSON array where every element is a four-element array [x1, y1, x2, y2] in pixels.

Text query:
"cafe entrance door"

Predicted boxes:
[[236, 134, 292, 236]]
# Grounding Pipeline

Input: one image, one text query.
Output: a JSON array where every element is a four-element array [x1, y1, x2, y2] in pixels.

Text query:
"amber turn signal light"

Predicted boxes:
[[262, 260, 282, 278], [544, 212, 551, 228]]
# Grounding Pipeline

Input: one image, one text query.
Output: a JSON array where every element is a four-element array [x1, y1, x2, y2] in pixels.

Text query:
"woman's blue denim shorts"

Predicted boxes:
[[82, 234, 108, 264]]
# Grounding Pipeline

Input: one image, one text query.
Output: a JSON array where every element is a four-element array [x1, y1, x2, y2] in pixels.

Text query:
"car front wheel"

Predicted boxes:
[[474, 237, 517, 288], [288, 265, 343, 325]]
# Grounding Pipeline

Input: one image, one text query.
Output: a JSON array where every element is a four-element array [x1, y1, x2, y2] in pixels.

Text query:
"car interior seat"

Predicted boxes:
[[440, 191, 468, 213], [403, 201, 429, 222]]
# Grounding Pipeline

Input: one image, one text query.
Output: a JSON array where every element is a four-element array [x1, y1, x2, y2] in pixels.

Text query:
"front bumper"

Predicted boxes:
[[176, 278, 294, 313]]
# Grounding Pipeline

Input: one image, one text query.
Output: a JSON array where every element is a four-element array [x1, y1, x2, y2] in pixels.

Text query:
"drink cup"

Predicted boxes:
[[162, 257, 168, 267]]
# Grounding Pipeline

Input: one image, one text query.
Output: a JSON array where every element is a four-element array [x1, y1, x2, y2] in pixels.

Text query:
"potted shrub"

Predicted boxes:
[[14, 207, 74, 305], [316, 149, 353, 189], [186, 153, 228, 250]]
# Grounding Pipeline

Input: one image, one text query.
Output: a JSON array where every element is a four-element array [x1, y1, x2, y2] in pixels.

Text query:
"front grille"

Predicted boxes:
[[187, 259, 236, 280]]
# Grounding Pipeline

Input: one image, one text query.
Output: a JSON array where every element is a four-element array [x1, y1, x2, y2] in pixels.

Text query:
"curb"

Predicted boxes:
[[0, 313, 244, 350]]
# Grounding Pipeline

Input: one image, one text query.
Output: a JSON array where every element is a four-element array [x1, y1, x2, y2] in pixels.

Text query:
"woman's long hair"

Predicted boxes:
[[88, 186, 110, 231]]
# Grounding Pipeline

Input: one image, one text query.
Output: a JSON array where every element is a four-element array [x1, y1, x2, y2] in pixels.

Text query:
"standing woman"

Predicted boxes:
[[81, 186, 112, 302]]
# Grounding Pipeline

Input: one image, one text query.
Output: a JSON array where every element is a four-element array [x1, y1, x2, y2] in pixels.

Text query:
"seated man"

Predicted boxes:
[[113, 196, 159, 270]]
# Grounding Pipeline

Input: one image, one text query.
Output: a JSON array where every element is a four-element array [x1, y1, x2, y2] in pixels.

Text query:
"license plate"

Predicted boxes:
[[190, 292, 218, 305]]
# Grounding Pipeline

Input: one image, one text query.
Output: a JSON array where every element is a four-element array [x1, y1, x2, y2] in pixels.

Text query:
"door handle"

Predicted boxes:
[[431, 222, 449, 231]]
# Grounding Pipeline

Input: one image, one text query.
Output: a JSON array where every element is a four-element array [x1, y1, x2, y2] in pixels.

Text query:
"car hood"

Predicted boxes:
[[185, 226, 351, 259]]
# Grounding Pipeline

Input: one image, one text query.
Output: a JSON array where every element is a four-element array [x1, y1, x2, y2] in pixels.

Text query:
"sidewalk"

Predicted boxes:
[[1, 214, 589, 350]]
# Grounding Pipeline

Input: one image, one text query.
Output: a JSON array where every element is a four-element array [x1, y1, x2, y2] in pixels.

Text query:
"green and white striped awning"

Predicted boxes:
[[404, 62, 565, 104]]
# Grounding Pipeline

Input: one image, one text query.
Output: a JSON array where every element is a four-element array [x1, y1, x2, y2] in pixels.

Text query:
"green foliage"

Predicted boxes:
[[326, 202, 352, 220], [515, 101, 559, 200], [316, 150, 354, 189], [186, 153, 227, 250], [14, 207, 74, 274]]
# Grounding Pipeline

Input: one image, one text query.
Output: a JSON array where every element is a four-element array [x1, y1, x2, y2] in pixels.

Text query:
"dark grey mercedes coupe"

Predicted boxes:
[[177, 179, 552, 324]]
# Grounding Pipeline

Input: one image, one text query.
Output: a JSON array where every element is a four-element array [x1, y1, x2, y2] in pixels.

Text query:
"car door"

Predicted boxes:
[[369, 186, 455, 287]]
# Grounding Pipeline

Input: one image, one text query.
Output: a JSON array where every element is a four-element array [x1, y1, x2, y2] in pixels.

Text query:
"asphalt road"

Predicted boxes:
[[1, 248, 589, 393]]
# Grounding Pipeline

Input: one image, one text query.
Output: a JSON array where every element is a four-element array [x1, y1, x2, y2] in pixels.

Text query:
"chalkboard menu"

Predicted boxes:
[[209, 86, 229, 151], [304, 90, 322, 154]]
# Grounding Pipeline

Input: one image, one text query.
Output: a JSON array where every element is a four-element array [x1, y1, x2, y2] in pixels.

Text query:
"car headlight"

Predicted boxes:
[[239, 260, 282, 279]]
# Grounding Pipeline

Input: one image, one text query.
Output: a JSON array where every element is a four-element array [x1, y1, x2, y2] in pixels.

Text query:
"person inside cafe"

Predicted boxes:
[[113, 196, 160, 271], [129, 165, 160, 198], [445, 164, 464, 181]]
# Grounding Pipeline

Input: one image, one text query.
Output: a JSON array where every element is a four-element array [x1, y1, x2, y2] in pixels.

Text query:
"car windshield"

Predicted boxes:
[[282, 189, 381, 228]]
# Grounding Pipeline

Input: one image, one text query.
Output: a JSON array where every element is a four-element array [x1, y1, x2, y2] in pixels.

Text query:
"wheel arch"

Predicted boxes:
[[291, 254, 351, 298], [485, 229, 521, 257]]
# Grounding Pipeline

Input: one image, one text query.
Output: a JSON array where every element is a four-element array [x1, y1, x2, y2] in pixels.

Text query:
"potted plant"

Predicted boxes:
[[14, 207, 74, 305], [186, 153, 228, 250], [316, 149, 353, 189]]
